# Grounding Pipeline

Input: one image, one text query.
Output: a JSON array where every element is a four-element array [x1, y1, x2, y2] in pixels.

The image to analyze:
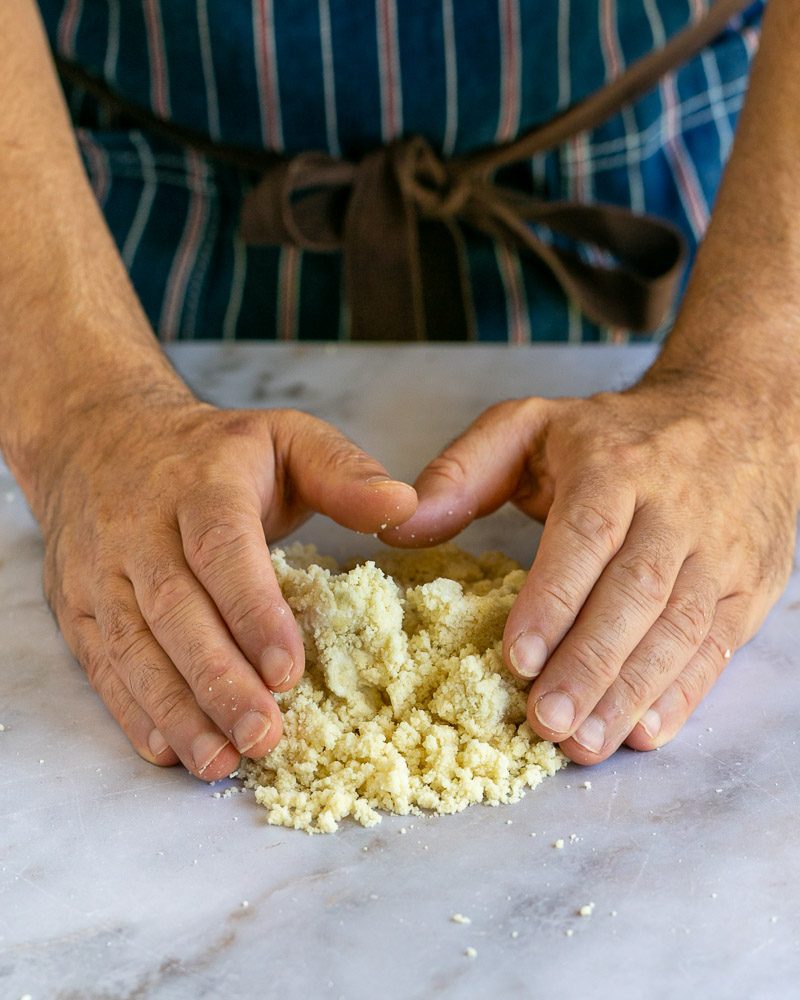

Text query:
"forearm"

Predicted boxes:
[[645, 0, 800, 466], [0, 0, 190, 513]]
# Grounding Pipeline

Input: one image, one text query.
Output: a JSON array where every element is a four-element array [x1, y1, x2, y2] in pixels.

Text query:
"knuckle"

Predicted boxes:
[[616, 553, 672, 605], [127, 660, 165, 707], [423, 452, 470, 491], [538, 577, 582, 616], [615, 663, 657, 707], [563, 501, 623, 558], [144, 569, 194, 632], [568, 634, 619, 688], [149, 680, 192, 732], [662, 591, 715, 650], [99, 600, 151, 668], [184, 519, 251, 575], [191, 655, 241, 709]]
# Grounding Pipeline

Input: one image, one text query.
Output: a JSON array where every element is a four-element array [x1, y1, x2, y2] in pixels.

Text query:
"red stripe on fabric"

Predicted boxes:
[[379, 0, 399, 138], [497, 244, 529, 344], [662, 76, 708, 237], [161, 155, 210, 340], [497, 0, 520, 142], [58, 0, 82, 56], [600, 0, 622, 79], [79, 132, 110, 207], [255, 0, 281, 148], [143, 0, 169, 117]]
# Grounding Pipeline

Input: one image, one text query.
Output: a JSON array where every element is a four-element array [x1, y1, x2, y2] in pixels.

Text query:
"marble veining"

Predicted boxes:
[[1, 345, 798, 1000]]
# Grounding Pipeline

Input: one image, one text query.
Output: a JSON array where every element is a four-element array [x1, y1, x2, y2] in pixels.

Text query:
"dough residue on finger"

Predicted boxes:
[[240, 543, 565, 833]]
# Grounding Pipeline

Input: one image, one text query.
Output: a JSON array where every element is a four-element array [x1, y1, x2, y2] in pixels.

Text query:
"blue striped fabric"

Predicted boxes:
[[38, 0, 764, 343]]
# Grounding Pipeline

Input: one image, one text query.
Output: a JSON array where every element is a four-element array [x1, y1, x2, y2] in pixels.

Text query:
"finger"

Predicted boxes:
[[556, 556, 719, 764], [521, 506, 685, 745], [177, 485, 304, 691], [127, 548, 285, 759], [69, 612, 180, 766], [271, 411, 417, 533], [503, 469, 636, 686], [95, 578, 249, 781], [381, 399, 546, 547], [624, 592, 758, 752]]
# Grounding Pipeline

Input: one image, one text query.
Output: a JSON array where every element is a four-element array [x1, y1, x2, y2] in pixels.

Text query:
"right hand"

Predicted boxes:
[[35, 393, 416, 781]]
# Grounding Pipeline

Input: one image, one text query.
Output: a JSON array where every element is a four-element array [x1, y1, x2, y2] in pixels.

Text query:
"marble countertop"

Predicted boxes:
[[1, 344, 798, 1000]]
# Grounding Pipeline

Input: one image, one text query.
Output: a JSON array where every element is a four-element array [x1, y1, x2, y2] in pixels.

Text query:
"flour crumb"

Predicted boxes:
[[0, 724, 5, 732], [553, 839, 565, 850], [581, 781, 592, 790], [511, 930, 519, 939], [240, 543, 564, 833], [451, 913, 471, 925], [464, 947, 478, 959], [578, 902, 595, 917], [565, 929, 574, 938]]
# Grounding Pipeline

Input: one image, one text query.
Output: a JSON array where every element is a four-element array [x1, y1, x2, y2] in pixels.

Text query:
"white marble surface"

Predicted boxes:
[[1, 344, 799, 1000]]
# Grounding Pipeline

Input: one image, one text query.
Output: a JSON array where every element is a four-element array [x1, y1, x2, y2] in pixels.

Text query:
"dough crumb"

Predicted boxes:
[[565, 929, 574, 938], [451, 913, 471, 924], [240, 543, 564, 833], [464, 947, 478, 958], [553, 839, 565, 850], [581, 781, 592, 790], [578, 902, 595, 917], [511, 930, 519, 939], [0, 724, 5, 732]]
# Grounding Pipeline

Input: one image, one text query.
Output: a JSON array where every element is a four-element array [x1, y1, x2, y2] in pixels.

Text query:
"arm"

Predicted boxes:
[[387, 0, 800, 763], [0, 0, 416, 778]]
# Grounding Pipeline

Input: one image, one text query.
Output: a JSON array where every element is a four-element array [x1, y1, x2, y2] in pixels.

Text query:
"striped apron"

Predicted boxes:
[[37, 0, 764, 343]]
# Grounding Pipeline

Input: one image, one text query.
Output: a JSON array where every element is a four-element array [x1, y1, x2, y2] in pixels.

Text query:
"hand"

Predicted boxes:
[[38, 394, 416, 780], [384, 377, 799, 764]]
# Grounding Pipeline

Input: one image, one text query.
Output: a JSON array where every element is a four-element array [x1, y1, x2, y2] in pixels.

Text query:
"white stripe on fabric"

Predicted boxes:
[[688, 0, 734, 157], [318, 0, 341, 157], [57, 0, 82, 57], [121, 132, 159, 269], [557, 0, 571, 109], [495, 244, 531, 344], [197, 0, 221, 142], [159, 153, 211, 340], [641, 0, 666, 48], [104, 0, 121, 83], [441, 0, 458, 156], [495, 0, 521, 144], [376, 0, 403, 141], [143, 0, 171, 118], [564, 77, 748, 169], [222, 236, 247, 340], [254, 0, 284, 149], [277, 248, 302, 341], [599, 0, 645, 213]]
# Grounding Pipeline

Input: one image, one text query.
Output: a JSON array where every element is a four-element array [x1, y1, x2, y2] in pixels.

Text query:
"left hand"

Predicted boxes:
[[383, 376, 799, 764]]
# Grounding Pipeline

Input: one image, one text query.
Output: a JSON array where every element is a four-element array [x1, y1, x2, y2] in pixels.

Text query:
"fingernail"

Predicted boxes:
[[148, 729, 170, 757], [233, 711, 271, 754], [366, 477, 416, 494], [260, 646, 294, 688], [509, 633, 548, 679], [192, 733, 231, 774], [534, 692, 575, 734], [573, 715, 606, 754], [640, 708, 661, 740]]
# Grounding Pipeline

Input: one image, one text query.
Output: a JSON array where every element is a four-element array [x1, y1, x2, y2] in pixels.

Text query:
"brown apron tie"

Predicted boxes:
[[56, 0, 752, 341]]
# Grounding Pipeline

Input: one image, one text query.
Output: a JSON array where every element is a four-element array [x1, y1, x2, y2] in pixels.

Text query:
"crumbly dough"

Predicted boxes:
[[240, 543, 565, 833]]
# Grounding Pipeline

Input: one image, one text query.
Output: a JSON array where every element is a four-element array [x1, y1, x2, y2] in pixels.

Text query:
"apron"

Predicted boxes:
[[38, 1, 764, 343]]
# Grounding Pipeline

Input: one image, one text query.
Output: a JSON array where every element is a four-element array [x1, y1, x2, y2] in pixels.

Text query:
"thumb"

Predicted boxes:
[[384, 399, 550, 547], [272, 411, 417, 533]]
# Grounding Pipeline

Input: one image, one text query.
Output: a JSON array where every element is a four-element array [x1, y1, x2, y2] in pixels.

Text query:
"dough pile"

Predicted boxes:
[[241, 543, 564, 833]]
